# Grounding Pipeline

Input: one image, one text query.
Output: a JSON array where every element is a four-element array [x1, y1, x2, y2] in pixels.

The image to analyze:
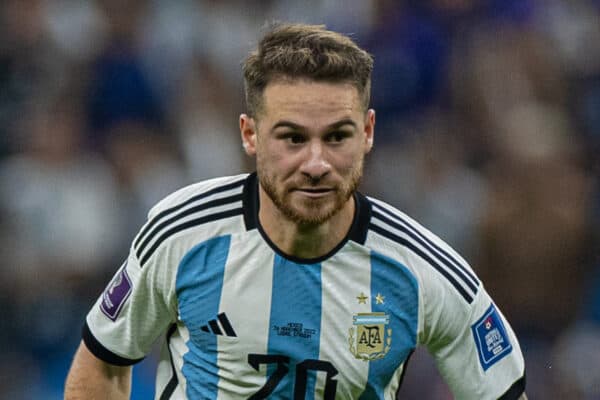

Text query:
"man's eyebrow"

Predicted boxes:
[[271, 118, 357, 132], [271, 120, 304, 131], [327, 119, 357, 130]]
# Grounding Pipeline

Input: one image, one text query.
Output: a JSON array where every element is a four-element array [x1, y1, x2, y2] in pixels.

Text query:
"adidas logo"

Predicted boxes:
[[200, 313, 237, 337]]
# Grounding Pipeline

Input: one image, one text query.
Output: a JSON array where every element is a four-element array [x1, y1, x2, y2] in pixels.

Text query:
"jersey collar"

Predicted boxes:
[[242, 172, 371, 263]]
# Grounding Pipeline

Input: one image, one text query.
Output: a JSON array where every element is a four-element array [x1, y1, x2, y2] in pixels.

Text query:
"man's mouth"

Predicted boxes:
[[294, 187, 334, 198]]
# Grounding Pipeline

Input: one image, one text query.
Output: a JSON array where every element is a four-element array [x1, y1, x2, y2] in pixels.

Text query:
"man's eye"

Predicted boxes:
[[327, 131, 349, 142], [285, 134, 305, 144]]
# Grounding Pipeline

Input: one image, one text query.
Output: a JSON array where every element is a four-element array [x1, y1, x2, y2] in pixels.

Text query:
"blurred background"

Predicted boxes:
[[0, 0, 599, 398]]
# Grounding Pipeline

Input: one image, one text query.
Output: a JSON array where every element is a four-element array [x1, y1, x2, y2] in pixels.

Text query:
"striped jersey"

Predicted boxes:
[[84, 173, 526, 399]]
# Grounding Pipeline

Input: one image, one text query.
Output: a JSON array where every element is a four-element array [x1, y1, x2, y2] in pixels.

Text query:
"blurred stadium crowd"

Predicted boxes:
[[0, 0, 599, 398]]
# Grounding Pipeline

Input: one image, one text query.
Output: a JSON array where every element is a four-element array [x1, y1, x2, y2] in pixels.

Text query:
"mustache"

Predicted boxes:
[[291, 175, 335, 187], [307, 175, 327, 186]]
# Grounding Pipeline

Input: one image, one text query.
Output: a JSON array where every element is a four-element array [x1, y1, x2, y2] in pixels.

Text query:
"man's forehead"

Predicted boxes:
[[260, 79, 362, 119]]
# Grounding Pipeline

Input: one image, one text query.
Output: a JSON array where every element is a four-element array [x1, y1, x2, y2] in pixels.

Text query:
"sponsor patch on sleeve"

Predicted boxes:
[[471, 303, 513, 371], [100, 265, 132, 321]]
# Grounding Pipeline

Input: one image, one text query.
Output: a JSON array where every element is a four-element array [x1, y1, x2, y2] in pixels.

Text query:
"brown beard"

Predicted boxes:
[[257, 157, 364, 226]]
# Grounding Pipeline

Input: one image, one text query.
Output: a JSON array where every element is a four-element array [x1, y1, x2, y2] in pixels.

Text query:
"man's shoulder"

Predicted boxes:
[[364, 194, 481, 303], [132, 174, 250, 269], [365, 193, 466, 265], [364, 195, 431, 239], [148, 173, 249, 218]]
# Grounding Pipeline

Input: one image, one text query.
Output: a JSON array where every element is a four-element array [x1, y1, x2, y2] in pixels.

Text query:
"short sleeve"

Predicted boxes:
[[83, 244, 178, 365], [423, 282, 526, 400]]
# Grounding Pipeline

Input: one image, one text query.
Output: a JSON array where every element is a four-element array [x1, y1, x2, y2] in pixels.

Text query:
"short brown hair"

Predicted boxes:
[[243, 23, 374, 117]]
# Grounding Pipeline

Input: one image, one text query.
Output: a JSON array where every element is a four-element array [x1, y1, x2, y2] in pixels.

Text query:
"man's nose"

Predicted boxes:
[[300, 141, 331, 181]]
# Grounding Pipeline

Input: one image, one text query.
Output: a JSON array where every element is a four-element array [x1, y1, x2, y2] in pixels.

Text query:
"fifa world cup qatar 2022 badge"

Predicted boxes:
[[349, 312, 392, 361], [471, 303, 513, 371], [100, 266, 133, 321]]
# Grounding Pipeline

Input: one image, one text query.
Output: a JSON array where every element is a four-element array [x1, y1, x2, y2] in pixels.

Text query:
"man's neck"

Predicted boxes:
[[258, 187, 356, 260]]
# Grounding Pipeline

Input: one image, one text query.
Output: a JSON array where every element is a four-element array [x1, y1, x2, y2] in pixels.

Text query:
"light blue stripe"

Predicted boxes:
[[354, 315, 389, 325], [360, 250, 419, 399], [176, 235, 231, 400], [267, 255, 322, 399]]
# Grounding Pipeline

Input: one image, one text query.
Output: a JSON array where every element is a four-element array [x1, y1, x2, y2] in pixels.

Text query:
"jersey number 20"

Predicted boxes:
[[248, 353, 338, 399]]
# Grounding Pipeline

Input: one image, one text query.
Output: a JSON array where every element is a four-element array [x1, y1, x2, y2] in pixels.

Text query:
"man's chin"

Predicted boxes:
[[282, 203, 340, 226]]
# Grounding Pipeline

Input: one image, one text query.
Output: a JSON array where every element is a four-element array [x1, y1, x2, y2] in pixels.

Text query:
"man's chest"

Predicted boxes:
[[173, 233, 419, 398]]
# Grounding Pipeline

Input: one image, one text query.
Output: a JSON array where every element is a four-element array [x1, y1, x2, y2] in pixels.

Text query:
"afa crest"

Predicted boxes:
[[349, 312, 392, 361]]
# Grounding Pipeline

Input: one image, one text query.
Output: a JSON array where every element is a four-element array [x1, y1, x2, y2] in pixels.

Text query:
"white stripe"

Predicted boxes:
[[155, 324, 190, 399], [217, 231, 274, 399], [318, 242, 371, 398]]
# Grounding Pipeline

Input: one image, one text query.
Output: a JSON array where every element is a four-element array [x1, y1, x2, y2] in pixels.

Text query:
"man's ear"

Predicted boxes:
[[240, 114, 257, 156], [364, 109, 375, 154]]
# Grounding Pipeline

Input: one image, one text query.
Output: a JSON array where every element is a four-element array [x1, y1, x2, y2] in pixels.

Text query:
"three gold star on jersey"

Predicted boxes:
[[356, 292, 385, 304]]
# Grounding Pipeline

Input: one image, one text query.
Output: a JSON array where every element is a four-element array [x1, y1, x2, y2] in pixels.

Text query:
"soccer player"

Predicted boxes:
[[64, 23, 527, 399]]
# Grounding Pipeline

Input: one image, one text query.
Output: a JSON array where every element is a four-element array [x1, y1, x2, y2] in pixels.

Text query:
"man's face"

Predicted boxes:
[[240, 79, 375, 225]]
